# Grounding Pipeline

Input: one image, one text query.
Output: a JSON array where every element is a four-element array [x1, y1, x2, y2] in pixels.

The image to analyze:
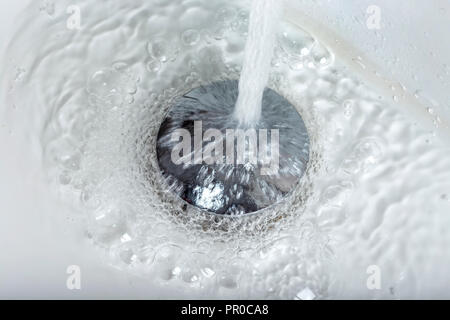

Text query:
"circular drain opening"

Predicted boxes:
[[156, 80, 310, 215]]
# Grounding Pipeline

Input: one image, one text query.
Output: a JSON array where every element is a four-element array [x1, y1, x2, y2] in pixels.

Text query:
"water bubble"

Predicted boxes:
[[146, 59, 161, 73], [88, 204, 127, 245], [231, 10, 249, 36], [321, 182, 353, 207], [88, 69, 119, 97], [279, 22, 315, 57], [61, 152, 81, 171], [147, 39, 179, 62], [310, 44, 334, 69], [287, 57, 304, 71], [181, 29, 200, 46], [87, 68, 137, 107], [342, 138, 384, 174], [216, 6, 236, 24], [172, 266, 182, 276], [211, 7, 236, 40], [219, 272, 238, 289], [112, 62, 128, 72], [300, 48, 310, 56], [182, 269, 200, 283]]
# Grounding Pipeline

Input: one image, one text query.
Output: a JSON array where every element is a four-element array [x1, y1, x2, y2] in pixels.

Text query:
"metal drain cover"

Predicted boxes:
[[156, 80, 309, 215]]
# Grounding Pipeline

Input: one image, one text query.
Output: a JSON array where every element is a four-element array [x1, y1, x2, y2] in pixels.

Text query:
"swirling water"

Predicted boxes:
[[2, 0, 450, 299]]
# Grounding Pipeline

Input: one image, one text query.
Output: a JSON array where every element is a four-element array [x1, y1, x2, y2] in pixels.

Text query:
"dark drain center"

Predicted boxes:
[[156, 80, 309, 215]]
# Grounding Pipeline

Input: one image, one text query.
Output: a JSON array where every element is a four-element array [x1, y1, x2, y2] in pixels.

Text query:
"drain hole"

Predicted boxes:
[[156, 80, 310, 215]]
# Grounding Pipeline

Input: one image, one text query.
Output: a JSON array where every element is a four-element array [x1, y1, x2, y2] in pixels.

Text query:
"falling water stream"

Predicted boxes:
[[235, 0, 282, 125]]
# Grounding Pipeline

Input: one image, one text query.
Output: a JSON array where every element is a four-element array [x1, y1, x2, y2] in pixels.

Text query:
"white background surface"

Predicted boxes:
[[290, 0, 450, 127]]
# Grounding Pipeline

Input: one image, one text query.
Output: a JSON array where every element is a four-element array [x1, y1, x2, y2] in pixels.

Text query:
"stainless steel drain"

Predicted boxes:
[[156, 80, 310, 215]]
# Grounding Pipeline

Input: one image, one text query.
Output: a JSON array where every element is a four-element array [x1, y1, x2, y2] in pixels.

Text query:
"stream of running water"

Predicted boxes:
[[234, 0, 282, 126]]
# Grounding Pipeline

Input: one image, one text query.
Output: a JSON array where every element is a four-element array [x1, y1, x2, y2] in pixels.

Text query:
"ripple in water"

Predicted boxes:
[[2, 0, 450, 299]]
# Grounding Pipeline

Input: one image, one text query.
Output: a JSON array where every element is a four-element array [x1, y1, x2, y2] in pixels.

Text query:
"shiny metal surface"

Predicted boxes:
[[156, 80, 310, 215]]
